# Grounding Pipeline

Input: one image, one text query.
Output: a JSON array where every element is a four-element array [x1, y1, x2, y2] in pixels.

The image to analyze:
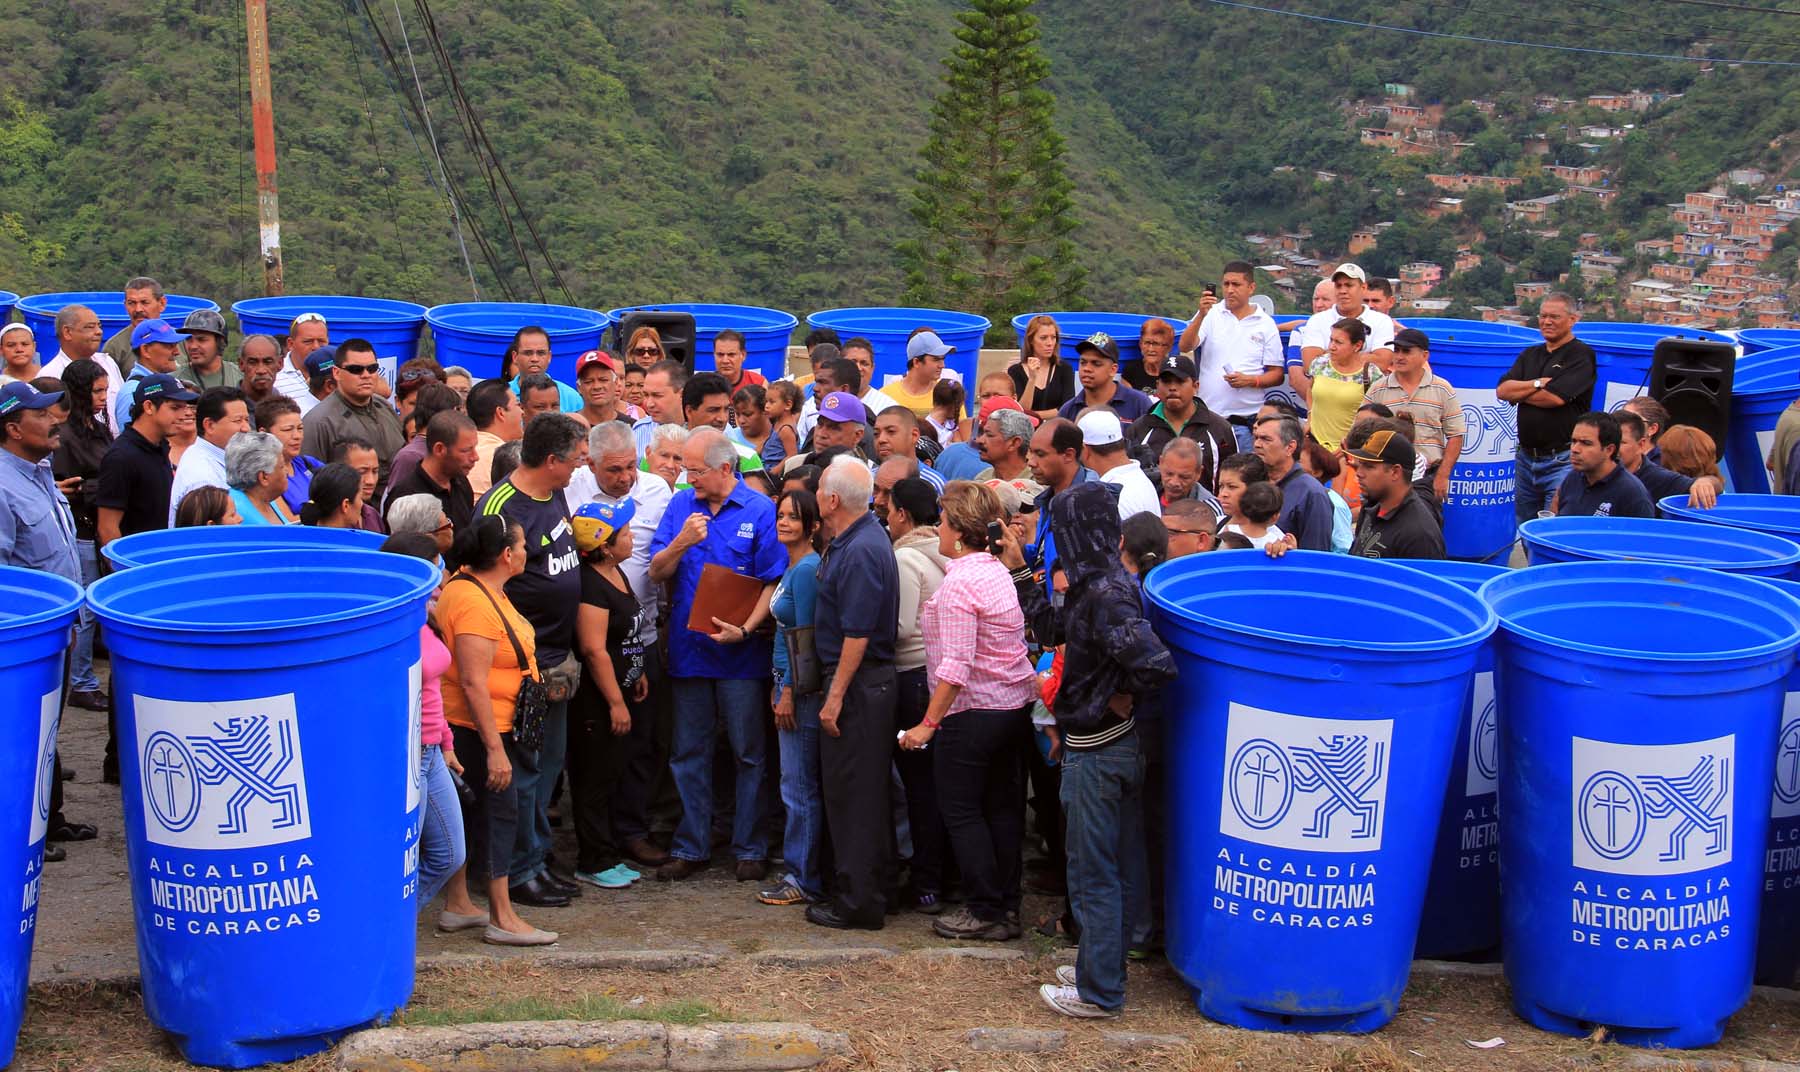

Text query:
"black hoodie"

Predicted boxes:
[[1015, 482, 1177, 749]]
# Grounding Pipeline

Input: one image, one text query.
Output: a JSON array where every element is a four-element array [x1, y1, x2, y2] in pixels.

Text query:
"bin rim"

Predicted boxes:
[[425, 301, 610, 334], [1478, 560, 1800, 663], [806, 306, 992, 332], [605, 302, 798, 330], [232, 295, 428, 322], [0, 565, 85, 632], [1518, 514, 1800, 569], [1145, 549, 1497, 655], [87, 548, 438, 636], [100, 525, 388, 570]]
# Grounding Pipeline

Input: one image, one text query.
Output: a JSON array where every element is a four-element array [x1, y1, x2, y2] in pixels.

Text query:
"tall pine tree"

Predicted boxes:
[[899, 0, 1084, 323]]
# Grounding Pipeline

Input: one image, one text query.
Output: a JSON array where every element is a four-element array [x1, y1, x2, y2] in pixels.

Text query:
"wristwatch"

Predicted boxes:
[[1532, 377, 1546, 390]]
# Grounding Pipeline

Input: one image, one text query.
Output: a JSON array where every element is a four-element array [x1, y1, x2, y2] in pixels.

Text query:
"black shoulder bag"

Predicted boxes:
[[453, 574, 549, 751]]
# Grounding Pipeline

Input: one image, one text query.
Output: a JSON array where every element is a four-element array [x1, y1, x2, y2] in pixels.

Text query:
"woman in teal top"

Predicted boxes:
[[225, 430, 299, 526], [761, 488, 824, 908]]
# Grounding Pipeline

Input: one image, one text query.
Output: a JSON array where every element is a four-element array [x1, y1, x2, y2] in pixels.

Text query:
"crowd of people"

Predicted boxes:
[[0, 265, 1739, 1019]]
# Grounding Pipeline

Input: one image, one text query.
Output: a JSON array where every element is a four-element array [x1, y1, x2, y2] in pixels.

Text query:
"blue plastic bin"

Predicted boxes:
[[102, 525, 387, 571], [1724, 364, 1800, 496], [1573, 322, 1733, 415], [87, 549, 436, 1066], [0, 291, 16, 326], [425, 302, 609, 381], [0, 568, 84, 1068], [607, 303, 798, 383], [1659, 494, 1800, 542], [1481, 562, 1800, 1047], [1739, 330, 1800, 356], [1734, 343, 1800, 380], [805, 307, 989, 390], [1391, 558, 1508, 958], [1520, 515, 1800, 578], [15, 291, 219, 365], [1405, 319, 1541, 561], [1146, 550, 1495, 1031], [1750, 576, 1800, 988], [1009, 312, 1187, 378], [233, 296, 428, 388]]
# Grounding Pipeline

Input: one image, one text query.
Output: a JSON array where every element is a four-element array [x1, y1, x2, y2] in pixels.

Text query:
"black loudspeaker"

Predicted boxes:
[[1649, 339, 1736, 458], [611, 311, 697, 373]]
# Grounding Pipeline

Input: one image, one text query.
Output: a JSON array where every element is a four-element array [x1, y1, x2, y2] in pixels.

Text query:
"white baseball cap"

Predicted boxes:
[[1077, 409, 1124, 447], [1331, 263, 1368, 283]]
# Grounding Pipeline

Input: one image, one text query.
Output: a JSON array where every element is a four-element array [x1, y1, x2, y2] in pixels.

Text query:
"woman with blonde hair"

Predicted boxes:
[[1008, 315, 1075, 421], [624, 326, 667, 371]]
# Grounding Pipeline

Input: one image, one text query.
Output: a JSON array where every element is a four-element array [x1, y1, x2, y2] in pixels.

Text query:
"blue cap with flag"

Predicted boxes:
[[572, 499, 636, 554]]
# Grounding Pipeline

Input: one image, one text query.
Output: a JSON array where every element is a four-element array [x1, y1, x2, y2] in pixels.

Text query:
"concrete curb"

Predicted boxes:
[[335, 1020, 850, 1071], [745, 947, 896, 968], [420, 950, 722, 974]]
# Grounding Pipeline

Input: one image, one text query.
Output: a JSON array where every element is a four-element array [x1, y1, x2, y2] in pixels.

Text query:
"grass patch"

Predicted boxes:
[[397, 994, 719, 1028]]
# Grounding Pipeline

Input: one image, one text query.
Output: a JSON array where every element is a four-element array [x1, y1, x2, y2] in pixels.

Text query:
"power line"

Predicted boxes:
[[1204, 0, 1800, 65], [1652, 0, 1800, 15], [339, 0, 411, 276], [389, 0, 480, 297]]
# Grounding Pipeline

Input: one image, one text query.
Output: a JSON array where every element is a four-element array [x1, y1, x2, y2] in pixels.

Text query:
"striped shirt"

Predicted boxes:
[[1362, 370, 1466, 464], [920, 552, 1039, 716]]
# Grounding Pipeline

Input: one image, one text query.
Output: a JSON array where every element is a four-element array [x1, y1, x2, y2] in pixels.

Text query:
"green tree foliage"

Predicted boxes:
[[899, 0, 1085, 324]]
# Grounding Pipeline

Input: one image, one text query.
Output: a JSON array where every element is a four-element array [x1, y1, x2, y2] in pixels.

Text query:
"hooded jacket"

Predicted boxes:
[[1015, 482, 1176, 748], [893, 525, 949, 672]]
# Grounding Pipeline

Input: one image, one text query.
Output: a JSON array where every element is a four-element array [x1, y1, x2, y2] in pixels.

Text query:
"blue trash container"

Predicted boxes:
[[1404, 319, 1541, 562], [0, 291, 16, 326], [1481, 562, 1800, 1047], [101, 525, 387, 570], [1519, 515, 1800, 578], [1145, 550, 1495, 1031], [425, 302, 609, 381], [1573, 322, 1733, 415], [1739, 330, 1800, 357], [0, 567, 84, 1069], [233, 296, 429, 388], [1733, 343, 1800, 380], [1724, 364, 1800, 496], [1659, 494, 1800, 542], [805, 307, 989, 390], [1751, 576, 1800, 988], [1391, 558, 1508, 958], [88, 549, 437, 1067], [607, 303, 799, 383], [16, 291, 220, 365], [1009, 311, 1187, 377]]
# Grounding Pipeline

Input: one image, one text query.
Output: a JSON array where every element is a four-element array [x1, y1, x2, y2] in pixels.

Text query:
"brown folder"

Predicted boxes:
[[686, 562, 765, 636]]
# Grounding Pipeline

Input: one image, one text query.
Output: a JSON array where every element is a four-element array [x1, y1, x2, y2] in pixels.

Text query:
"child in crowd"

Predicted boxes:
[[1226, 481, 1286, 549], [621, 365, 647, 413], [929, 378, 968, 444], [762, 380, 803, 471]]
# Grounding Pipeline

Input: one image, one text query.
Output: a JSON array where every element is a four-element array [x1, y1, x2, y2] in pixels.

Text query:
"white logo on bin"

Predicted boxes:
[[407, 659, 423, 813], [1220, 704, 1392, 853], [1465, 672, 1499, 797], [29, 690, 58, 846], [1773, 694, 1800, 820], [1455, 388, 1518, 462], [1573, 735, 1733, 876], [136, 695, 312, 850]]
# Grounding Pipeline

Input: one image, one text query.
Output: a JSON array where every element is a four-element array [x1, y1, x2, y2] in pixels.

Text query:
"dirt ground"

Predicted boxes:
[[26, 668, 1800, 1071]]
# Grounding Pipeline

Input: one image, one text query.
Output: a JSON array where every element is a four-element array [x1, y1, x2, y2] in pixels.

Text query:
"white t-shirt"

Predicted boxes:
[[1227, 522, 1287, 550], [1294, 305, 1397, 361], [1190, 304, 1284, 420], [42, 351, 125, 436], [272, 360, 321, 415], [1100, 459, 1162, 521], [168, 437, 230, 526]]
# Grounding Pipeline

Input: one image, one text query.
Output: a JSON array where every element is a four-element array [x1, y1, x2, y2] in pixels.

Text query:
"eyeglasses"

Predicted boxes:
[[434, 518, 454, 533], [1165, 525, 1207, 536], [630, 346, 661, 357], [338, 362, 380, 376]]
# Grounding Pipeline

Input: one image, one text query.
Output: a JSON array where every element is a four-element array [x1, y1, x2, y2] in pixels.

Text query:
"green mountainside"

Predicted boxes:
[[2, 0, 1798, 320]]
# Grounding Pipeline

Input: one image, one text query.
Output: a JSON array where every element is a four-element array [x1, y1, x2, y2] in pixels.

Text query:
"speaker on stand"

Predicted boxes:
[[1649, 339, 1736, 459]]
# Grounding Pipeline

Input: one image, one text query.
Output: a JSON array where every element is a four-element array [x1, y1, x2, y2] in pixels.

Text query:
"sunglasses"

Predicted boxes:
[[338, 362, 381, 376], [629, 346, 661, 356], [293, 312, 326, 325]]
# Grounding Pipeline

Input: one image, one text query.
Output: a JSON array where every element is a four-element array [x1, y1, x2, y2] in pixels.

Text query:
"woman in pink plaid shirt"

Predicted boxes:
[[901, 481, 1040, 942]]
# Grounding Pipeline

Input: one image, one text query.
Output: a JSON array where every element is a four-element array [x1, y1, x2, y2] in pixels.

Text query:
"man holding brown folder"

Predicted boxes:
[[647, 427, 787, 883]]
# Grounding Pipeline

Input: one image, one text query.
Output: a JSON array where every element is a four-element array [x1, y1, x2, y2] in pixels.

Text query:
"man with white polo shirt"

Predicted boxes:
[[1179, 261, 1285, 452], [273, 311, 331, 409], [1294, 263, 1398, 407], [1078, 410, 1160, 521]]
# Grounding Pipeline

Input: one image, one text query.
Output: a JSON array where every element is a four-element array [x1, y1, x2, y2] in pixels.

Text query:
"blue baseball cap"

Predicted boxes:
[[905, 331, 954, 362], [818, 391, 868, 426], [135, 373, 199, 404], [130, 318, 191, 350], [0, 381, 65, 416], [304, 345, 339, 378], [572, 499, 636, 554]]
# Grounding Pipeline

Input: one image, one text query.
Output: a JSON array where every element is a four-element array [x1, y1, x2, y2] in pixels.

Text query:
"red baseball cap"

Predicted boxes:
[[575, 350, 618, 377], [977, 394, 1036, 428]]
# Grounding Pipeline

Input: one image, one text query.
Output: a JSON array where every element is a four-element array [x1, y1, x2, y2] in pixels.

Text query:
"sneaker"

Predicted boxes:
[[1038, 983, 1119, 1020], [913, 891, 945, 915], [615, 863, 643, 881], [932, 907, 1012, 941], [757, 880, 813, 906], [604, 864, 641, 886], [1055, 964, 1077, 986], [574, 866, 633, 890]]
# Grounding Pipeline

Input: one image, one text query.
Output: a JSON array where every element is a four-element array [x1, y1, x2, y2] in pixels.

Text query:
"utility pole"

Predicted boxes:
[[246, 0, 285, 295]]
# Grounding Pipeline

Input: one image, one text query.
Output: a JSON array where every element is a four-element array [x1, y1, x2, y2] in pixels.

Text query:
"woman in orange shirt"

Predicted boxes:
[[436, 515, 557, 947]]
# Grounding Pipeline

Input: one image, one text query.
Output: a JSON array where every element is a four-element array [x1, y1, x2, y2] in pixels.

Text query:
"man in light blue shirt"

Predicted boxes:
[[114, 319, 193, 432], [507, 326, 582, 412]]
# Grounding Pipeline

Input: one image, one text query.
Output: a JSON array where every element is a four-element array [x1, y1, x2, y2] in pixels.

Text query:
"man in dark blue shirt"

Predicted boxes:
[[1252, 413, 1335, 550], [1616, 410, 1720, 514], [1056, 334, 1153, 424], [1553, 411, 1655, 519], [648, 427, 787, 883], [807, 455, 900, 930]]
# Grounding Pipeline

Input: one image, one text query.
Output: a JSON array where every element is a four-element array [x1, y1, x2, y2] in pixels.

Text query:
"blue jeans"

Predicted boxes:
[[670, 677, 769, 863], [778, 691, 825, 899], [1513, 448, 1571, 524], [508, 695, 569, 884], [416, 744, 466, 907], [1230, 422, 1255, 454], [1060, 732, 1148, 1012], [69, 538, 100, 692]]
